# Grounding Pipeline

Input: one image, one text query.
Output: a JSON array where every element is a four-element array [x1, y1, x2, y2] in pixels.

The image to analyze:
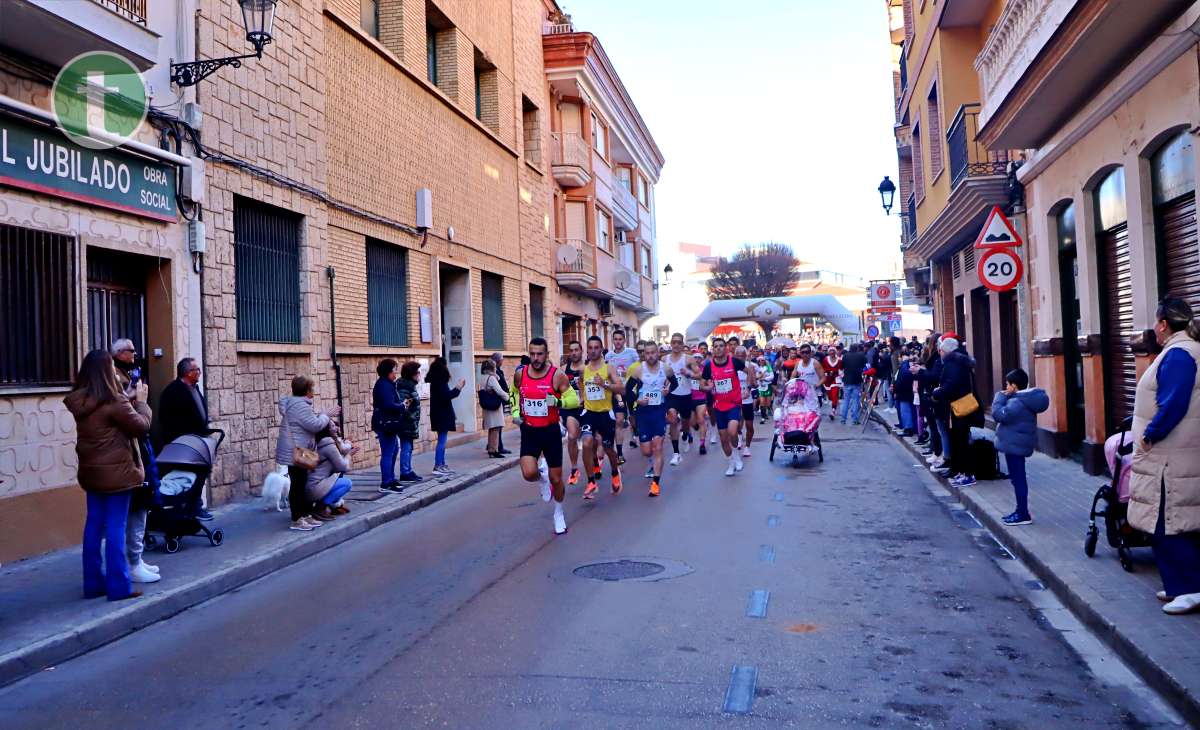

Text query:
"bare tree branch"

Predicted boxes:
[[705, 243, 802, 301]]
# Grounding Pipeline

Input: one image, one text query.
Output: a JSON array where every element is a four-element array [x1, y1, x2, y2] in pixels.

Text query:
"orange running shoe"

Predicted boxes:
[[568, 469, 579, 486], [593, 467, 603, 482], [611, 472, 623, 495], [648, 480, 660, 497], [583, 482, 598, 500]]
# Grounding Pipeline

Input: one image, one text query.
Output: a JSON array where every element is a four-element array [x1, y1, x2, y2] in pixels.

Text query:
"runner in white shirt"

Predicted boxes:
[[664, 333, 701, 466], [604, 330, 640, 465], [735, 346, 759, 457]]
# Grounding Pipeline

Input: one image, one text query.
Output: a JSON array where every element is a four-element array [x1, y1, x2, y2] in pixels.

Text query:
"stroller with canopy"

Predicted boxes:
[[769, 379, 824, 464], [1083, 417, 1150, 571], [145, 429, 225, 553]]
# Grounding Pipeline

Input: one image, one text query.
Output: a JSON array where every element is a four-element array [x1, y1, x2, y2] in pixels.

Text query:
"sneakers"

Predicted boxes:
[[289, 519, 315, 531], [397, 472, 422, 483], [645, 465, 655, 478], [734, 455, 744, 472], [710, 433, 718, 445], [194, 507, 214, 522], [538, 462, 552, 503], [568, 469, 580, 486], [951, 474, 977, 488], [583, 482, 598, 500], [433, 465, 454, 476], [553, 504, 567, 535], [1002, 512, 1032, 526], [699, 444, 708, 456], [741, 446, 751, 458], [130, 562, 161, 583], [617, 455, 627, 466], [669, 453, 682, 467], [379, 482, 405, 494], [925, 454, 939, 464], [1157, 591, 1176, 602], [142, 562, 160, 574], [1163, 593, 1200, 615], [682, 438, 691, 454], [649, 480, 660, 497], [932, 466, 951, 477], [611, 473, 623, 495], [630, 439, 638, 449], [724, 460, 736, 477]]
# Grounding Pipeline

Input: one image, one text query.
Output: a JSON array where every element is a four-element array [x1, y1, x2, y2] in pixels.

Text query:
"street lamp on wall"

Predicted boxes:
[[878, 175, 897, 215], [662, 263, 674, 285], [171, 0, 278, 87]]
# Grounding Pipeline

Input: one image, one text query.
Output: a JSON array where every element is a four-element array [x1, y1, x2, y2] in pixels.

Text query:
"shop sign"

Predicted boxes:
[[869, 283, 896, 303], [0, 113, 176, 222]]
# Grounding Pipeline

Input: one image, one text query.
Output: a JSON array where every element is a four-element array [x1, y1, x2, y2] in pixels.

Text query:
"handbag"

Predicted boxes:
[[292, 445, 319, 470], [478, 376, 503, 411], [950, 392, 980, 418]]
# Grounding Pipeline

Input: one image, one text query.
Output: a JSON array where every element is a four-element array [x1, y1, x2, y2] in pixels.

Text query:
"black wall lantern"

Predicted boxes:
[[171, 0, 278, 87], [877, 175, 897, 215], [662, 263, 674, 285]]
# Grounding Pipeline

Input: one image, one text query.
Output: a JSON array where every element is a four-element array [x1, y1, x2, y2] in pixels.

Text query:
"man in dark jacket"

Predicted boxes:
[[839, 344, 869, 425], [155, 357, 212, 519], [932, 337, 977, 486]]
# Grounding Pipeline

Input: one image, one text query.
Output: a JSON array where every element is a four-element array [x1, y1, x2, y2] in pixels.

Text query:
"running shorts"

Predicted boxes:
[[560, 407, 582, 427], [636, 406, 668, 443], [580, 409, 616, 447], [612, 400, 628, 417], [666, 393, 694, 418], [741, 403, 756, 422], [520, 423, 563, 468], [713, 405, 742, 430]]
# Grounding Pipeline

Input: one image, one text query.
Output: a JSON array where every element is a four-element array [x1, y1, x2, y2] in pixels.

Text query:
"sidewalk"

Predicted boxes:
[[0, 434, 518, 688], [874, 405, 1200, 725]]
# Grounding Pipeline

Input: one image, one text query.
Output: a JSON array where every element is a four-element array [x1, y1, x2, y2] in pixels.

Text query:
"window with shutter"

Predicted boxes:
[[367, 239, 409, 346], [483, 272, 505, 350], [927, 86, 943, 179], [912, 122, 925, 203], [234, 198, 302, 343], [529, 284, 545, 339]]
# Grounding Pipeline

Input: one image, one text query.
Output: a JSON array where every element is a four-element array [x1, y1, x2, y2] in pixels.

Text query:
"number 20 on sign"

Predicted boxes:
[[978, 247, 1023, 292]]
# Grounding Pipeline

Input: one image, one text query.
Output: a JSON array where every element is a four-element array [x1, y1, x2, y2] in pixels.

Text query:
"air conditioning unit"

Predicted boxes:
[[598, 298, 613, 317], [615, 230, 628, 245]]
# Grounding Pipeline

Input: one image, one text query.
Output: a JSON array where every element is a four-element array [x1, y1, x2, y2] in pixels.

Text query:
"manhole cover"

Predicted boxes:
[[574, 560, 665, 582]]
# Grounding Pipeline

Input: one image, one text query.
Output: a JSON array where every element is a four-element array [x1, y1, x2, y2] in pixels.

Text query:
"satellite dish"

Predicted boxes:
[[615, 270, 635, 290], [556, 243, 580, 267]]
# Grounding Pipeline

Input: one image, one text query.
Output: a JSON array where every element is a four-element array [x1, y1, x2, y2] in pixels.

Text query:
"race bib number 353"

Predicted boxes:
[[585, 383, 605, 401]]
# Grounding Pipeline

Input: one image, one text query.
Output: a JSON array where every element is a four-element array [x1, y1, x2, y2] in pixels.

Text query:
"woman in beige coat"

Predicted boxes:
[[1128, 297, 1200, 614]]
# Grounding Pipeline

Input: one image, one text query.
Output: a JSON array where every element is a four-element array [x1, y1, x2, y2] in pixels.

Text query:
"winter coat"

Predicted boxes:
[[156, 378, 209, 450], [275, 396, 330, 466], [841, 352, 868, 386], [394, 378, 421, 439], [428, 377, 462, 434], [933, 350, 973, 405], [892, 362, 916, 403], [916, 357, 946, 418], [481, 374, 508, 430], [370, 376, 405, 433], [1128, 333, 1200, 535], [991, 388, 1049, 457], [307, 435, 352, 502], [64, 389, 152, 493]]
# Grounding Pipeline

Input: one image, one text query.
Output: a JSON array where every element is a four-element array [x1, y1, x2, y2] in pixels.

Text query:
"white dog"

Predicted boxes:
[[261, 466, 290, 511]]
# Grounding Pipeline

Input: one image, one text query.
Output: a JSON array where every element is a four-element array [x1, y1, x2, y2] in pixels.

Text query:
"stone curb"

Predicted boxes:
[[879, 416, 1200, 726], [0, 457, 519, 689]]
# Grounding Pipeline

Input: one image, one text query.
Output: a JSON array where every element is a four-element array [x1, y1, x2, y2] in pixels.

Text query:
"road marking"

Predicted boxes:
[[773, 492, 785, 502], [758, 544, 775, 563], [746, 589, 770, 618], [722, 665, 758, 714], [767, 515, 780, 528]]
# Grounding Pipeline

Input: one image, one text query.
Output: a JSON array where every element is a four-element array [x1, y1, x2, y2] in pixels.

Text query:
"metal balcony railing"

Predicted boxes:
[[906, 193, 917, 242], [899, 42, 908, 93], [550, 132, 591, 170], [946, 103, 1012, 189], [613, 182, 638, 221], [93, 0, 148, 25], [555, 238, 595, 277]]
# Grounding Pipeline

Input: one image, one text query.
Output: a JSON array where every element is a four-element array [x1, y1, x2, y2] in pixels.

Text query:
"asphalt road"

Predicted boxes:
[[0, 420, 1175, 728]]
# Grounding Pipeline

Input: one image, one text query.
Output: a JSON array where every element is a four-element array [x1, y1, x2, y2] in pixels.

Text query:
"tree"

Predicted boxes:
[[705, 243, 802, 301]]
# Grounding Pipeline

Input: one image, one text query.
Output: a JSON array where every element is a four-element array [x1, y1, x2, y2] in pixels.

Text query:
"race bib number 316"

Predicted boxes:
[[523, 398, 548, 417]]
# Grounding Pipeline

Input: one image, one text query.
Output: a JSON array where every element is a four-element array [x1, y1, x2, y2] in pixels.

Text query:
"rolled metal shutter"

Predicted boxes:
[[1159, 194, 1200, 307], [1098, 222, 1135, 430]]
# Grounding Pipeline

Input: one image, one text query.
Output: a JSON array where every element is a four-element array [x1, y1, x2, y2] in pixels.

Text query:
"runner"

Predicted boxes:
[[514, 337, 571, 535], [664, 333, 701, 466], [756, 354, 775, 423], [604, 329, 639, 464], [734, 345, 759, 457], [560, 340, 585, 486], [581, 335, 625, 498], [627, 346, 676, 496], [822, 344, 844, 422], [702, 337, 751, 476], [689, 351, 710, 455], [794, 343, 825, 396]]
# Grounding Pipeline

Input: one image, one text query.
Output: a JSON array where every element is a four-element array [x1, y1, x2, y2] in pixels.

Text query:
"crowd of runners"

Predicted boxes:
[[511, 332, 860, 535]]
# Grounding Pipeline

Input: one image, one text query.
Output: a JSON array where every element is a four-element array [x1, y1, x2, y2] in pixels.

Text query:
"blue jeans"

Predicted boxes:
[[1006, 454, 1029, 517], [435, 431, 449, 468], [936, 418, 952, 461], [1153, 478, 1200, 596], [898, 401, 915, 432], [400, 438, 415, 476], [839, 384, 862, 423], [321, 476, 353, 506], [82, 490, 133, 600], [377, 432, 399, 485]]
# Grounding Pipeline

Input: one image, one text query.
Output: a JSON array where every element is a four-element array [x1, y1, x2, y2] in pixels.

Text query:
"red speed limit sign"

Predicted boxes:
[[978, 247, 1023, 291]]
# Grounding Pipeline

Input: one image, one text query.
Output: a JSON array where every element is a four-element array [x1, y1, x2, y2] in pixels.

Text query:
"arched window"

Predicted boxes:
[[1095, 167, 1127, 232], [1151, 133, 1198, 306]]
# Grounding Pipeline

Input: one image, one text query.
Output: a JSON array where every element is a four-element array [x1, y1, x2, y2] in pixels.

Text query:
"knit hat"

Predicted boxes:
[[938, 337, 960, 354]]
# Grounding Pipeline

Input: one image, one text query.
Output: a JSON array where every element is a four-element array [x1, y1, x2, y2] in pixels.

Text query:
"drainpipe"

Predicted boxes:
[[326, 266, 345, 431]]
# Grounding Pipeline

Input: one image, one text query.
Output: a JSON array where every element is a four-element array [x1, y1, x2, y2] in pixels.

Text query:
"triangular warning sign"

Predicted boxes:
[[974, 205, 1023, 249]]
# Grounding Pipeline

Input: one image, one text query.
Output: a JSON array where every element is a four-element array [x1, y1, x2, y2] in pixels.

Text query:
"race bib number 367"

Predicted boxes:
[[715, 378, 733, 394]]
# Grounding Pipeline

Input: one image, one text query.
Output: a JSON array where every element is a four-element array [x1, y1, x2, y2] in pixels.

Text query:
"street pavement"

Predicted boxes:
[[0, 419, 1178, 728]]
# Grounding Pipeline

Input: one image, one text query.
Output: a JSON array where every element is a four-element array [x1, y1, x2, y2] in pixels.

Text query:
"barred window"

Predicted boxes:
[[367, 239, 409, 346], [234, 198, 302, 343], [0, 224, 75, 388], [529, 284, 545, 339], [482, 272, 504, 350]]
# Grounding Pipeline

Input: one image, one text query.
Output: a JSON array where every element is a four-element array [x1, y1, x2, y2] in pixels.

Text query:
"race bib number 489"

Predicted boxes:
[[644, 390, 663, 406]]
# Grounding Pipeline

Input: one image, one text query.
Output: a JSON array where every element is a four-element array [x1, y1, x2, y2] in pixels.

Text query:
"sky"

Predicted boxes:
[[568, 0, 902, 281]]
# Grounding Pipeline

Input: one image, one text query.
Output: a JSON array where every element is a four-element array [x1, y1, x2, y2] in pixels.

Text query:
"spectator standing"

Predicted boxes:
[[111, 340, 159, 584], [992, 368, 1049, 526], [479, 359, 509, 457], [156, 357, 212, 522], [1128, 298, 1200, 615], [491, 353, 512, 455], [371, 359, 406, 494], [933, 337, 978, 487], [426, 357, 466, 475], [64, 350, 152, 601], [394, 361, 423, 482], [892, 350, 917, 436], [276, 375, 338, 531], [839, 344, 868, 425]]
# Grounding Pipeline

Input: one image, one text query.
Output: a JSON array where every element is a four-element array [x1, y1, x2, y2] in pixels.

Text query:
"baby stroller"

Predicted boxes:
[[769, 379, 824, 465], [145, 429, 225, 553], [1083, 417, 1151, 571]]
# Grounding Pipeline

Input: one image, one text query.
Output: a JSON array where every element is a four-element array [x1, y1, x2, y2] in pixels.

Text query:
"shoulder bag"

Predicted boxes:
[[479, 375, 503, 411]]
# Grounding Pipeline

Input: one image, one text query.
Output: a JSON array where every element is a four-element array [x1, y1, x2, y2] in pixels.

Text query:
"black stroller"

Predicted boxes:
[[145, 429, 225, 553], [1083, 417, 1151, 571]]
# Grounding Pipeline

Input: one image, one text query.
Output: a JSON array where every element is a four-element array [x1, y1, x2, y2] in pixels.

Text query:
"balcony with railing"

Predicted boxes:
[[898, 42, 908, 94], [4, 0, 158, 69], [610, 260, 642, 310], [550, 131, 592, 188], [611, 181, 639, 231], [554, 238, 598, 293], [947, 104, 1012, 189]]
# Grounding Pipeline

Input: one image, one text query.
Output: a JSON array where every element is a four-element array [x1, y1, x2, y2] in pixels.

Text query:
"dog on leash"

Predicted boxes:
[[261, 466, 291, 511]]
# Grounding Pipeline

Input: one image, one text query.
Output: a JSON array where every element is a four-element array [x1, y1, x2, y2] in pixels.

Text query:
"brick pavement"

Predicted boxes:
[[876, 405, 1200, 724]]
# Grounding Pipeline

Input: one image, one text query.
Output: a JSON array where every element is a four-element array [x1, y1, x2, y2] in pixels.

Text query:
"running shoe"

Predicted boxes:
[[741, 446, 751, 458], [649, 480, 660, 497], [699, 444, 707, 456], [682, 439, 690, 454], [734, 454, 744, 472], [568, 469, 579, 486], [630, 439, 638, 449], [669, 453, 682, 467], [538, 462, 552, 503], [553, 505, 567, 535], [645, 465, 655, 478], [593, 467, 603, 482], [724, 461, 736, 477], [1003, 512, 1032, 526], [611, 473, 623, 495], [932, 466, 951, 477], [952, 475, 976, 488], [583, 482, 598, 500], [617, 455, 627, 466], [710, 432, 718, 445]]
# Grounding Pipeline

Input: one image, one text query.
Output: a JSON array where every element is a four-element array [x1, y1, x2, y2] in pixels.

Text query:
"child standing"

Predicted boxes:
[[991, 368, 1049, 526]]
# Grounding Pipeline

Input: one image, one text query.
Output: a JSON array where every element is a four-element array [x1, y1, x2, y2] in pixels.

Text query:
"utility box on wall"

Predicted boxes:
[[416, 188, 433, 229]]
